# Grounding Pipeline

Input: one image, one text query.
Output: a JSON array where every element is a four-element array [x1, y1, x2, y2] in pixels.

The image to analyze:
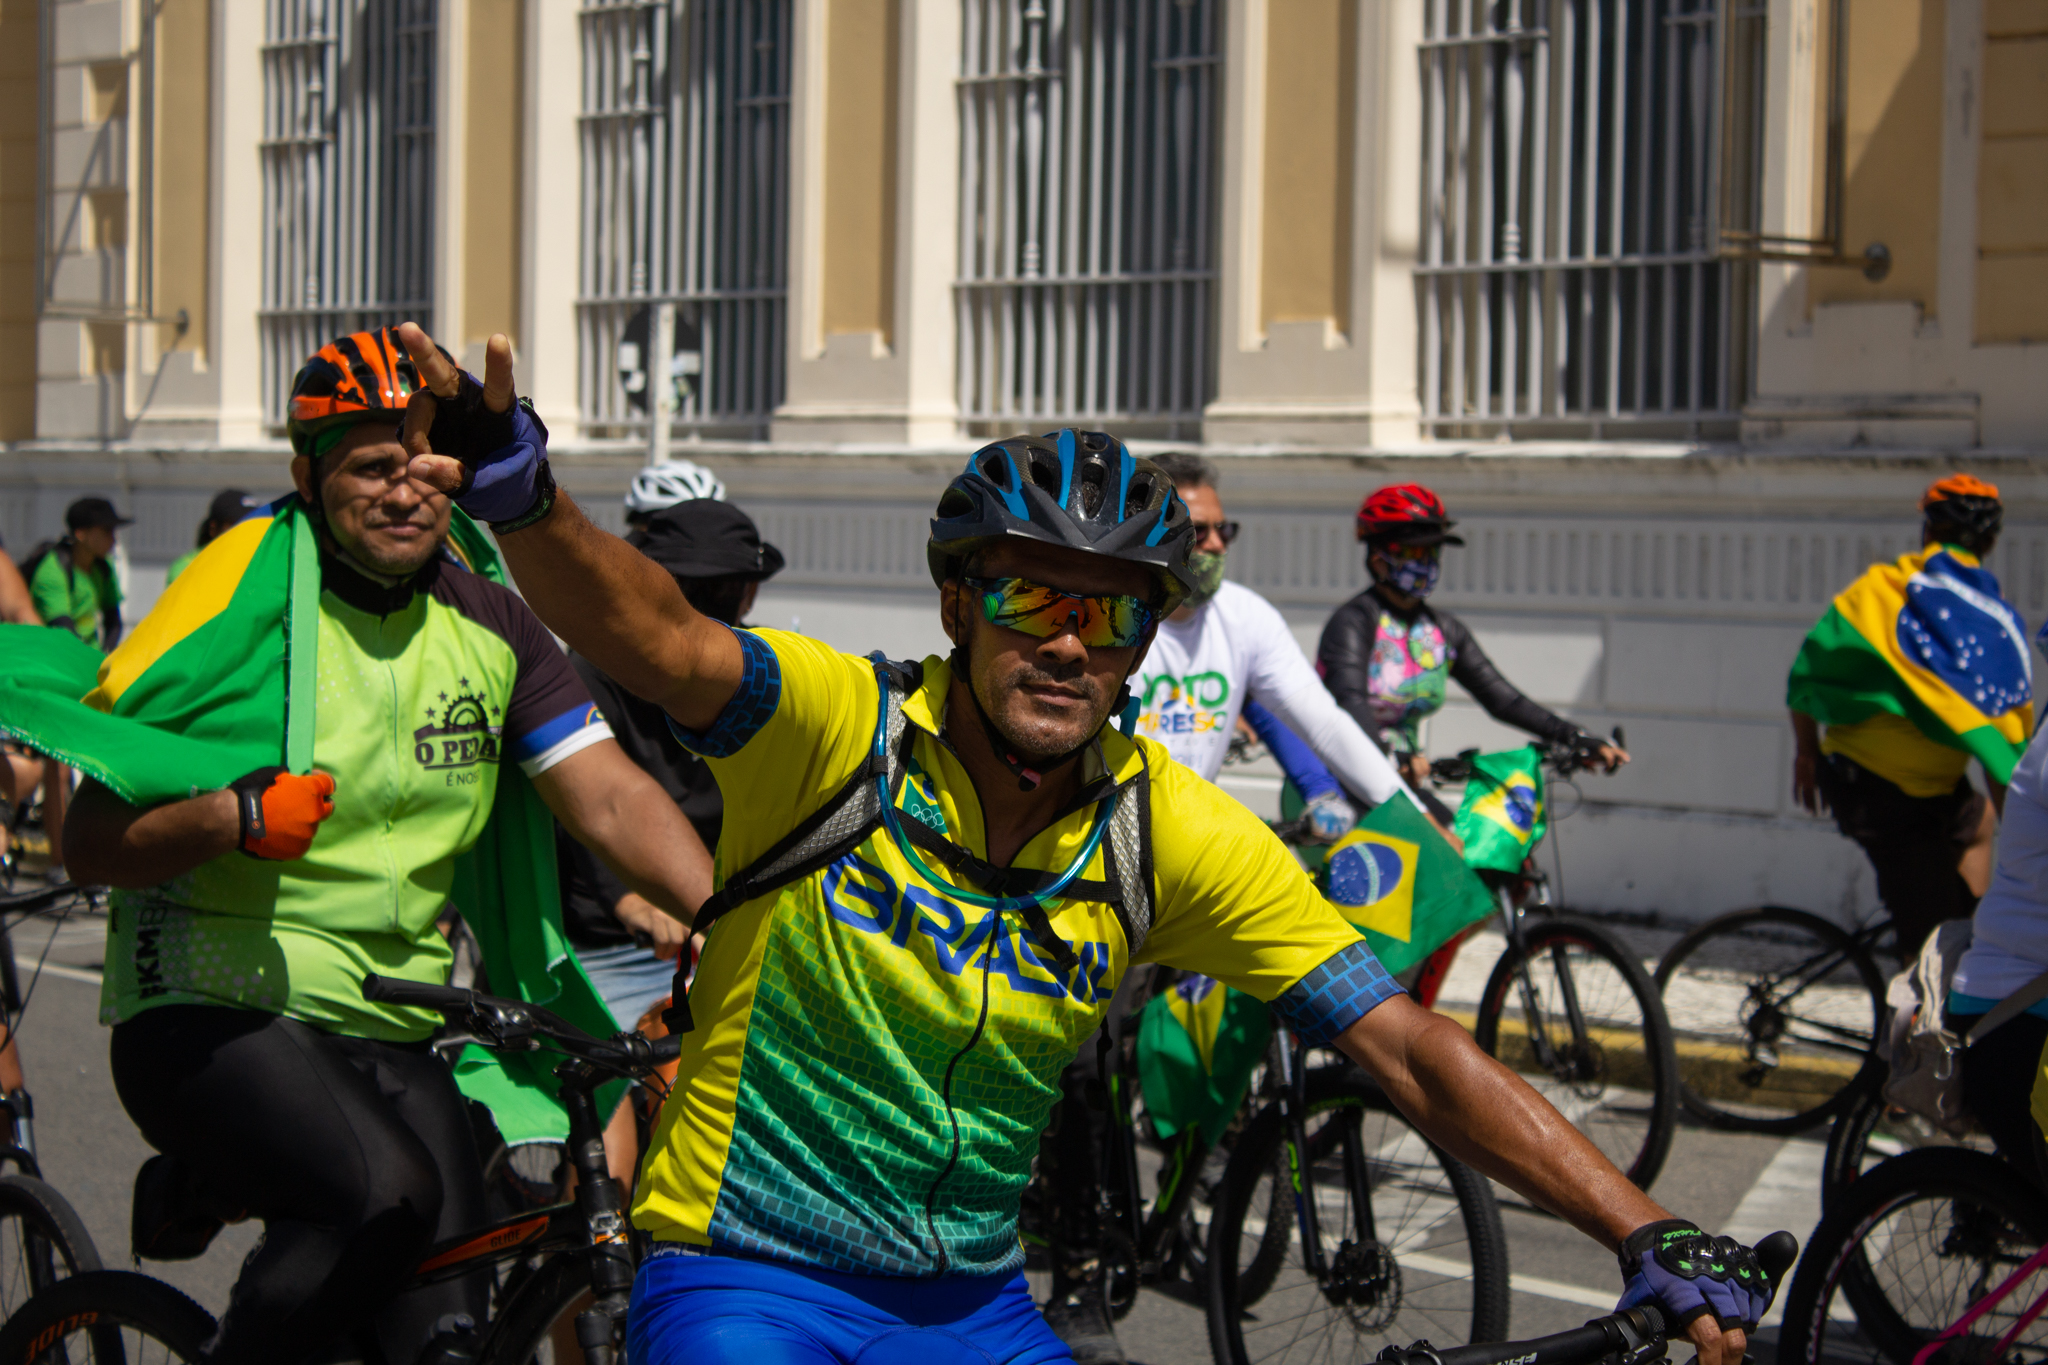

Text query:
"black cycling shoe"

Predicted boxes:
[[1042, 1272, 1126, 1365], [131, 1154, 232, 1261]]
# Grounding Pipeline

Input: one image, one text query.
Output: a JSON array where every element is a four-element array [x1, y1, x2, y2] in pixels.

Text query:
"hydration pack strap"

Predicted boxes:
[[661, 657, 1156, 1033]]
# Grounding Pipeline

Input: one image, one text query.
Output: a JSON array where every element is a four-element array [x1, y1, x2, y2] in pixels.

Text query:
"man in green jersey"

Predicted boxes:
[[62, 328, 713, 1365], [397, 324, 1780, 1365], [30, 496, 128, 650]]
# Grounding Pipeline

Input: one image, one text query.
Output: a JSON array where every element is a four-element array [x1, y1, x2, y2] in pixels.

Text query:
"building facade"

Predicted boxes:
[[4, 0, 2045, 925]]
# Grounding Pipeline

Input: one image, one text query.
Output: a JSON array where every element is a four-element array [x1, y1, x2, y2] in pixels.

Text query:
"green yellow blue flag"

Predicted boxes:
[[1787, 544, 2033, 782], [1135, 973, 1275, 1145], [1453, 746, 1548, 874], [0, 497, 614, 1143], [1312, 793, 1496, 974]]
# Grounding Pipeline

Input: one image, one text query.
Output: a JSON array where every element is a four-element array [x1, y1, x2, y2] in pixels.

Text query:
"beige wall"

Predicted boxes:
[[1810, 0, 1945, 314], [154, 0, 208, 361], [464, 0, 522, 348], [0, 0, 36, 438], [1259, 0, 1354, 332], [1977, 0, 2048, 343], [819, 0, 897, 341]]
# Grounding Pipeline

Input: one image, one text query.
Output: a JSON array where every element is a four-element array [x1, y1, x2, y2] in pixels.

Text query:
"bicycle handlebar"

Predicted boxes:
[[361, 974, 681, 1076], [1429, 726, 1628, 785], [1380, 1231, 1798, 1365]]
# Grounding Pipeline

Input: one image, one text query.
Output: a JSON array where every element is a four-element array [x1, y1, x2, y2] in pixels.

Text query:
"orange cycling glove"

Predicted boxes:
[[229, 767, 337, 861]]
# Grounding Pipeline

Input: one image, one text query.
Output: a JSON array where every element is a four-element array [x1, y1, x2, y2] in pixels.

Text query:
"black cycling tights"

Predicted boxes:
[[110, 1006, 490, 1365]]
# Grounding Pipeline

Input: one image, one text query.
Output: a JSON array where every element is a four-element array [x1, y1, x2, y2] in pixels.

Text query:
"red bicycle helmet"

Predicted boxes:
[[1356, 483, 1464, 546]]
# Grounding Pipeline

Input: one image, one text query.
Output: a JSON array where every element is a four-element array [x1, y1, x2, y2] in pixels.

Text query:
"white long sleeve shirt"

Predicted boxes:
[[1134, 580, 1418, 810]]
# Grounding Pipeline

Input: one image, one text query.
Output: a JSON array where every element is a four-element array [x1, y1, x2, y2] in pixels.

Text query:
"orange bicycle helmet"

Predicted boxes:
[[286, 327, 450, 457], [1920, 474, 2003, 548]]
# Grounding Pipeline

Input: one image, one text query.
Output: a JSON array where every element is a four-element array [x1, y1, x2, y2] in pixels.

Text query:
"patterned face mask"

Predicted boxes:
[[1185, 550, 1228, 607], [1375, 546, 1441, 599]]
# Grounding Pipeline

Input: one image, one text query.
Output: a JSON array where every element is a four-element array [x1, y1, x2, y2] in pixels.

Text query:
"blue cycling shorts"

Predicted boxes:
[[627, 1248, 1073, 1365]]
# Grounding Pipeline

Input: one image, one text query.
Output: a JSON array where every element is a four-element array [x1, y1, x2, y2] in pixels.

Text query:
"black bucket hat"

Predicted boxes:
[[629, 499, 785, 581]]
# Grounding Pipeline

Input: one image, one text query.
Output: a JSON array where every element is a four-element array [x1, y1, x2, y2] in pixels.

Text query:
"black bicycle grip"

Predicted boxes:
[[1756, 1229, 1799, 1284], [362, 974, 475, 1013]]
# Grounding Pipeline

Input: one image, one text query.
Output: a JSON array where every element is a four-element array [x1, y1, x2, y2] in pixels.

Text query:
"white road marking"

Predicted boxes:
[[14, 955, 100, 986], [1721, 1139, 1827, 1328]]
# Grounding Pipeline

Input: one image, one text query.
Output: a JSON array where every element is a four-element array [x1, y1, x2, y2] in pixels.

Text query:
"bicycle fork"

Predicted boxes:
[[1500, 892, 1597, 1084], [1277, 1033, 1380, 1287], [561, 1067, 637, 1365]]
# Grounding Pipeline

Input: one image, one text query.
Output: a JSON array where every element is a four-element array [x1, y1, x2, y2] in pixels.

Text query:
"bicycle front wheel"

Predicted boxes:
[[1656, 906, 1886, 1134], [1474, 917, 1677, 1189], [0, 1175, 102, 1325], [1205, 1065, 1509, 1365], [0, 1270, 214, 1365], [477, 1251, 613, 1365], [1777, 1147, 2048, 1365]]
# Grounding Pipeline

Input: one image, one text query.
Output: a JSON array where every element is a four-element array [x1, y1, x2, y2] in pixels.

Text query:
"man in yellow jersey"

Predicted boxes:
[[394, 323, 1781, 1365], [1789, 476, 2025, 956]]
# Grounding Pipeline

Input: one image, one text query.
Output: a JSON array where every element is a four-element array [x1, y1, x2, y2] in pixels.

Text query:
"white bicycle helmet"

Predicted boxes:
[[625, 459, 727, 516]]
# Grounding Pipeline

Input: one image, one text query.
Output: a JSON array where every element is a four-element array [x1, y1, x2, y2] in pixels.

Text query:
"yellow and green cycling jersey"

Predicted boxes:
[[632, 628, 1402, 1277]]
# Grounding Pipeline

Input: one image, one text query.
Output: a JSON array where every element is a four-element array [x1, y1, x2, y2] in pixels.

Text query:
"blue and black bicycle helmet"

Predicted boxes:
[[928, 429, 1196, 610]]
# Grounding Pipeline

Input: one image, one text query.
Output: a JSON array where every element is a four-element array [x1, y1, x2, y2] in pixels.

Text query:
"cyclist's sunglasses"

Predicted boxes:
[[1191, 520, 1241, 546], [964, 576, 1157, 648]]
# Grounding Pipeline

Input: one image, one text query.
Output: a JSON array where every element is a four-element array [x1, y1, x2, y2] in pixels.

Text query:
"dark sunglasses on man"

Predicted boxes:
[[1190, 520, 1240, 546]]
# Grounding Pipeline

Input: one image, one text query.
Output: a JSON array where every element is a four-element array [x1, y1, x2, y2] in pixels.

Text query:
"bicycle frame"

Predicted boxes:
[[1908, 1238, 2048, 1365]]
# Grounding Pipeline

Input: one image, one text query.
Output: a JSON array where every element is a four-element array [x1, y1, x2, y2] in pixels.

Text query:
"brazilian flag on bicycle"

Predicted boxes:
[[0, 498, 615, 1143], [1787, 543, 2033, 781], [1138, 795, 1493, 1143]]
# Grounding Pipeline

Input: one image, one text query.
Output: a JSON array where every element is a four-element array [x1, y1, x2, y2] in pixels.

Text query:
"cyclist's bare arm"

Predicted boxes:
[[1335, 993, 1746, 1365], [532, 738, 714, 926], [63, 779, 238, 888], [393, 325, 741, 732]]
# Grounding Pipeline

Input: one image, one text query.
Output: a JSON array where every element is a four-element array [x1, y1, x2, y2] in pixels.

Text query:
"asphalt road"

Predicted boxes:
[[6, 902, 1837, 1365]]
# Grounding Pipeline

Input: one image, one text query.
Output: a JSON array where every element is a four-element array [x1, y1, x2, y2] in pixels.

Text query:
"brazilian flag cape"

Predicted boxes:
[[1787, 544, 2034, 783], [0, 496, 616, 1144]]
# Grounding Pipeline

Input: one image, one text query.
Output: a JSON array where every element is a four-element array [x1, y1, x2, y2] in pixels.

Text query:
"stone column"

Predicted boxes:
[[771, 0, 958, 445], [517, 0, 580, 439], [1204, 0, 1422, 447]]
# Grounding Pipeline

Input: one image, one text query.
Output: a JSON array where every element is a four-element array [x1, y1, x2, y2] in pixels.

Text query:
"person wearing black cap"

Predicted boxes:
[[556, 496, 784, 1180], [29, 497, 132, 652], [165, 489, 259, 586]]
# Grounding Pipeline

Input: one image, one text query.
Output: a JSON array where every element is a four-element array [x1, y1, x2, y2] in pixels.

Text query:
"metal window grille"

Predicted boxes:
[[260, 0, 437, 425], [1416, 0, 1766, 439], [956, 0, 1221, 438], [577, 0, 792, 440]]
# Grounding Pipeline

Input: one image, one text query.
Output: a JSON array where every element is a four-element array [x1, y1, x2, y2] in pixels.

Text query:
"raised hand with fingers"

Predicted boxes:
[[394, 323, 555, 531]]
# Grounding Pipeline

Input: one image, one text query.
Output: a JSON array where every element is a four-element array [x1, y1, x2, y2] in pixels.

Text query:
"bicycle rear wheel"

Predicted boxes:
[[1205, 1065, 1509, 1365], [0, 1270, 214, 1364], [1474, 917, 1677, 1189], [1656, 906, 1886, 1134], [1820, 1083, 1996, 1209], [0, 1175, 102, 1325], [1776, 1147, 2048, 1365]]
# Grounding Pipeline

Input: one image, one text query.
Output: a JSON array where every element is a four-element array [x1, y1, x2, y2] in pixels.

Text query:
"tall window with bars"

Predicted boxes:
[[577, 0, 792, 440], [1416, 0, 1766, 439], [260, 0, 437, 425], [955, 0, 1221, 438]]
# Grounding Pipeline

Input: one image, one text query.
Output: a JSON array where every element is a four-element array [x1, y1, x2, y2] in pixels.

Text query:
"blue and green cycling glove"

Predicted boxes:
[[1615, 1219, 1775, 1332]]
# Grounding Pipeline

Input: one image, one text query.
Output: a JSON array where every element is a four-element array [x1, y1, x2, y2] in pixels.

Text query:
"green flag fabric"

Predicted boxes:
[[1452, 746, 1548, 874], [1135, 973, 1275, 1146], [0, 497, 617, 1143]]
